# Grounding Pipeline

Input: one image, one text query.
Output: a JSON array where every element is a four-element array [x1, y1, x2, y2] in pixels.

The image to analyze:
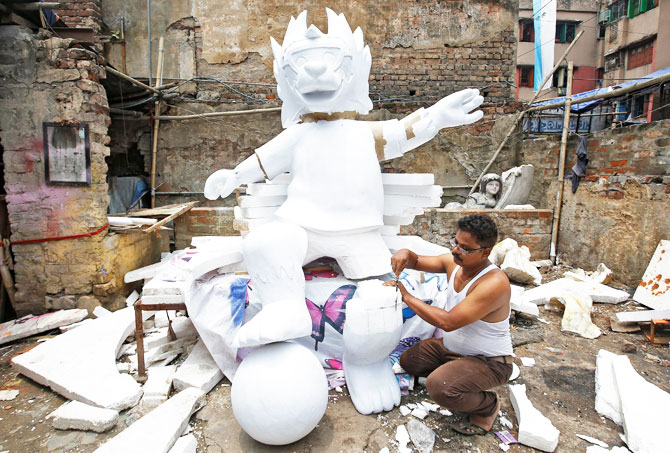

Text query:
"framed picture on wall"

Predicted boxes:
[[43, 122, 91, 186]]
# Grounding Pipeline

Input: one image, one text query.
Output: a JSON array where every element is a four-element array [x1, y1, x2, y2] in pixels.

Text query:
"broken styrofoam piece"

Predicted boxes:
[[381, 173, 434, 185], [143, 277, 185, 296], [93, 306, 111, 318], [125, 261, 170, 284], [591, 263, 613, 284], [11, 307, 146, 410], [586, 446, 631, 453], [520, 357, 535, 367], [173, 340, 223, 394], [499, 415, 513, 429], [523, 278, 629, 305], [508, 384, 560, 452], [510, 285, 539, 317], [595, 350, 624, 426], [410, 408, 428, 419], [59, 318, 94, 333], [95, 387, 206, 453], [420, 401, 440, 412], [576, 434, 609, 448], [140, 366, 177, 410], [489, 238, 518, 267], [49, 400, 119, 433], [383, 184, 443, 198], [615, 309, 670, 323], [142, 295, 185, 304], [0, 309, 88, 346], [602, 350, 670, 453], [609, 314, 640, 333], [509, 363, 520, 381], [383, 235, 450, 256], [108, 216, 157, 226], [407, 418, 436, 453], [633, 240, 669, 310], [395, 424, 412, 453], [154, 310, 178, 328], [126, 290, 140, 307], [168, 434, 198, 453], [399, 405, 411, 416], [0, 389, 19, 401], [501, 245, 542, 285], [245, 182, 288, 197], [145, 339, 189, 365], [171, 247, 244, 279], [547, 293, 601, 339]]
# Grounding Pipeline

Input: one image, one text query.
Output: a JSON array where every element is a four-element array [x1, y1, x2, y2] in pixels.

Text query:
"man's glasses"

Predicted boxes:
[[449, 238, 488, 254]]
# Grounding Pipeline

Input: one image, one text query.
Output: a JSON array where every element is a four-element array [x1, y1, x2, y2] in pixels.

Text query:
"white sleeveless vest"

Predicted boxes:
[[441, 264, 514, 357]]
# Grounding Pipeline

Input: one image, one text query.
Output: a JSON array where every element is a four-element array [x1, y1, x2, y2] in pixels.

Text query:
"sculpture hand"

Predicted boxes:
[[204, 169, 239, 200], [428, 88, 484, 130]]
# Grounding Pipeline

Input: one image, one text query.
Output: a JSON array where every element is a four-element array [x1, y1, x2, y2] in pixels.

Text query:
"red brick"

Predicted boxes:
[[609, 160, 627, 167]]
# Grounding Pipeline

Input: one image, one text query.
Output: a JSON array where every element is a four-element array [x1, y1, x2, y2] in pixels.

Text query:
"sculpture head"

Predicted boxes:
[[271, 8, 373, 127], [480, 173, 502, 201]]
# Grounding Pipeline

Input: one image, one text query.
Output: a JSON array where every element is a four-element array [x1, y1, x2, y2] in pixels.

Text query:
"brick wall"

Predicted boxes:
[[55, 0, 104, 34], [0, 28, 163, 314], [174, 207, 239, 250], [402, 209, 553, 260]]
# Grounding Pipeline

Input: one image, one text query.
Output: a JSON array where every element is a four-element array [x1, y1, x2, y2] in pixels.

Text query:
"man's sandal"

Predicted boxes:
[[449, 421, 489, 436]]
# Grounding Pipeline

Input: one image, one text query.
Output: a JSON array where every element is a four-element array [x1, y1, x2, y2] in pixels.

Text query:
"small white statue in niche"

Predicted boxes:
[[466, 173, 502, 208], [205, 10, 483, 351]]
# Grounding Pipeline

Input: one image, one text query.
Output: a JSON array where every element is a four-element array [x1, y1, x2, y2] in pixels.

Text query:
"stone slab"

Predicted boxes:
[[0, 309, 88, 346], [173, 340, 223, 394], [94, 387, 206, 453], [11, 307, 144, 410], [49, 400, 119, 433], [633, 240, 670, 310]]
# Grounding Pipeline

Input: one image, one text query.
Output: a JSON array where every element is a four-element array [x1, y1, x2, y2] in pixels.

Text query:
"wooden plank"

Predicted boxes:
[[126, 202, 193, 217], [144, 202, 198, 234]]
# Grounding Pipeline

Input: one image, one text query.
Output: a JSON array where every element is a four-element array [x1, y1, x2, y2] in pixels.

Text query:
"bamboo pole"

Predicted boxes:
[[550, 61, 574, 265], [150, 37, 165, 209], [468, 30, 585, 196], [105, 65, 161, 95], [525, 71, 670, 113], [153, 107, 281, 121]]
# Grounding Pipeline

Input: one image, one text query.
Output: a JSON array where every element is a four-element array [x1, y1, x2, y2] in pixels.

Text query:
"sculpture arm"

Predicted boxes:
[[376, 89, 484, 161], [204, 126, 299, 200]]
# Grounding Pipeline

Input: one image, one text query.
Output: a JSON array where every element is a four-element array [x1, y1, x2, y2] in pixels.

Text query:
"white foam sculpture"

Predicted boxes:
[[343, 280, 403, 414], [204, 8, 483, 349], [231, 342, 328, 445]]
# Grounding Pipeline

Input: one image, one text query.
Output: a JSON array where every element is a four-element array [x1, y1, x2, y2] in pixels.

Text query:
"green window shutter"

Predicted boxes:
[[640, 0, 648, 13], [628, 0, 634, 18]]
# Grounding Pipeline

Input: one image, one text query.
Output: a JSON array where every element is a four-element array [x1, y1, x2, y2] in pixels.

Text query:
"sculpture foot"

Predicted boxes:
[[343, 358, 400, 415], [232, 301, 312, 348]]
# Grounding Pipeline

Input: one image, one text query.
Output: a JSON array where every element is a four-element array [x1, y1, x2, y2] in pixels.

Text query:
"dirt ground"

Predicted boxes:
[[0, 266, 669, 452]]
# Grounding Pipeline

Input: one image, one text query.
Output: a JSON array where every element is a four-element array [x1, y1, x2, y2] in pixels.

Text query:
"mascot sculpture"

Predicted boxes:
[[205, 8, 483, 350]]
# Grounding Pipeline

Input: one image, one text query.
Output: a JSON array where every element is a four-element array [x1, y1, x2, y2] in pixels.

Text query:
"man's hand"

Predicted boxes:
[[390, 248, 417, 277], [204, 169, 238, 200], [383, 279, 411, 303]]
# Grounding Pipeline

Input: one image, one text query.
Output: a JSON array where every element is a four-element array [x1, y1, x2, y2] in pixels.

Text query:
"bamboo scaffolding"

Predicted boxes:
[[150, 37, 165, 209]]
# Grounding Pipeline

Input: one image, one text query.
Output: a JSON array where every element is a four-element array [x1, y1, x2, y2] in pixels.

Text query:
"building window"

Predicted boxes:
[[518, 66, 534, 88], [627, 40, 654, 69], [631, 94, 648, 119], [628, 0, 658, 18], [608, 0, 627, 22], [553, 67, 567, 95], [520, 21, 534, 42], [555, 22, 577, 44], [605, 52, 621, 72]]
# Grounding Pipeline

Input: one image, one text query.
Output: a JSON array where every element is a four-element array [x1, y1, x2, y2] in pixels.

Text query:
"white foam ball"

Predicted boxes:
[[231, 342, 328, 445]]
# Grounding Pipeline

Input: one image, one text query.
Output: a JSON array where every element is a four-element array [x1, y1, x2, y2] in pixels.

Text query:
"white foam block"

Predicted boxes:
[[615, 309, 670, 323], [611, 351, 670, 453], [0, 309, 88, 346], [595, 350, 623, 426], [142, 365, 177, 399], [49, 400, 119, 433], [95, 387, 206, 453], [143, 278, 184, 296], [173, 340, 223, 394], [245, 182, 288, 196], [168, 434, 198, 453], [125, 260, 169, 283], [382, 173, 434, 185], [238, 195, 286, 208], [510, 285, 539, 317], [11, 307, 144, 410], [383, 184, 443, 197], [523, 278, 629, 305], [509, 383, 560, 452], [633, 240, 670, 310], [93, 306, 112, 318]]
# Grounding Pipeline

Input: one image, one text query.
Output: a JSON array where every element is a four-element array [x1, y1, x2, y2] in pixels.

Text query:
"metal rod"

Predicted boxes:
[[105, 65, 161, 95], [468, 30, 585, 195], [550, 61, 574, 265], [150, 36, 165, 209], [147, 0, 152, 87]]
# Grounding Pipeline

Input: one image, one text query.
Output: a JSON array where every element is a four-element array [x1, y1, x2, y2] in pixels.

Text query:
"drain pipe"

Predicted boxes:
[[550, 61, 574, 265]]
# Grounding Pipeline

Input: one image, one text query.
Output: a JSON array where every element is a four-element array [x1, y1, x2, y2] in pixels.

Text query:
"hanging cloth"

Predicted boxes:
[[571, 136, 589, 193]]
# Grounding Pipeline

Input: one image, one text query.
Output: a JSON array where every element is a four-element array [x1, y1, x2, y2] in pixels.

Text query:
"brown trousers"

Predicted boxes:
[[399, 338, 513, 417]]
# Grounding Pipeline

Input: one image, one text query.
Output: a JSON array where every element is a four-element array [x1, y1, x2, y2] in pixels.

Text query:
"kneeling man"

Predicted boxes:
[[388, 214, 513, 436]]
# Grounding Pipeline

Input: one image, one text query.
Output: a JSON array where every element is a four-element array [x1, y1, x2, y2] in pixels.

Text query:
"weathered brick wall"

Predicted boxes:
[[0, 28, 163, 314], [55, 0, 104, 34], [174, 207, 238, 250], [402, 209, 553, 260]]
